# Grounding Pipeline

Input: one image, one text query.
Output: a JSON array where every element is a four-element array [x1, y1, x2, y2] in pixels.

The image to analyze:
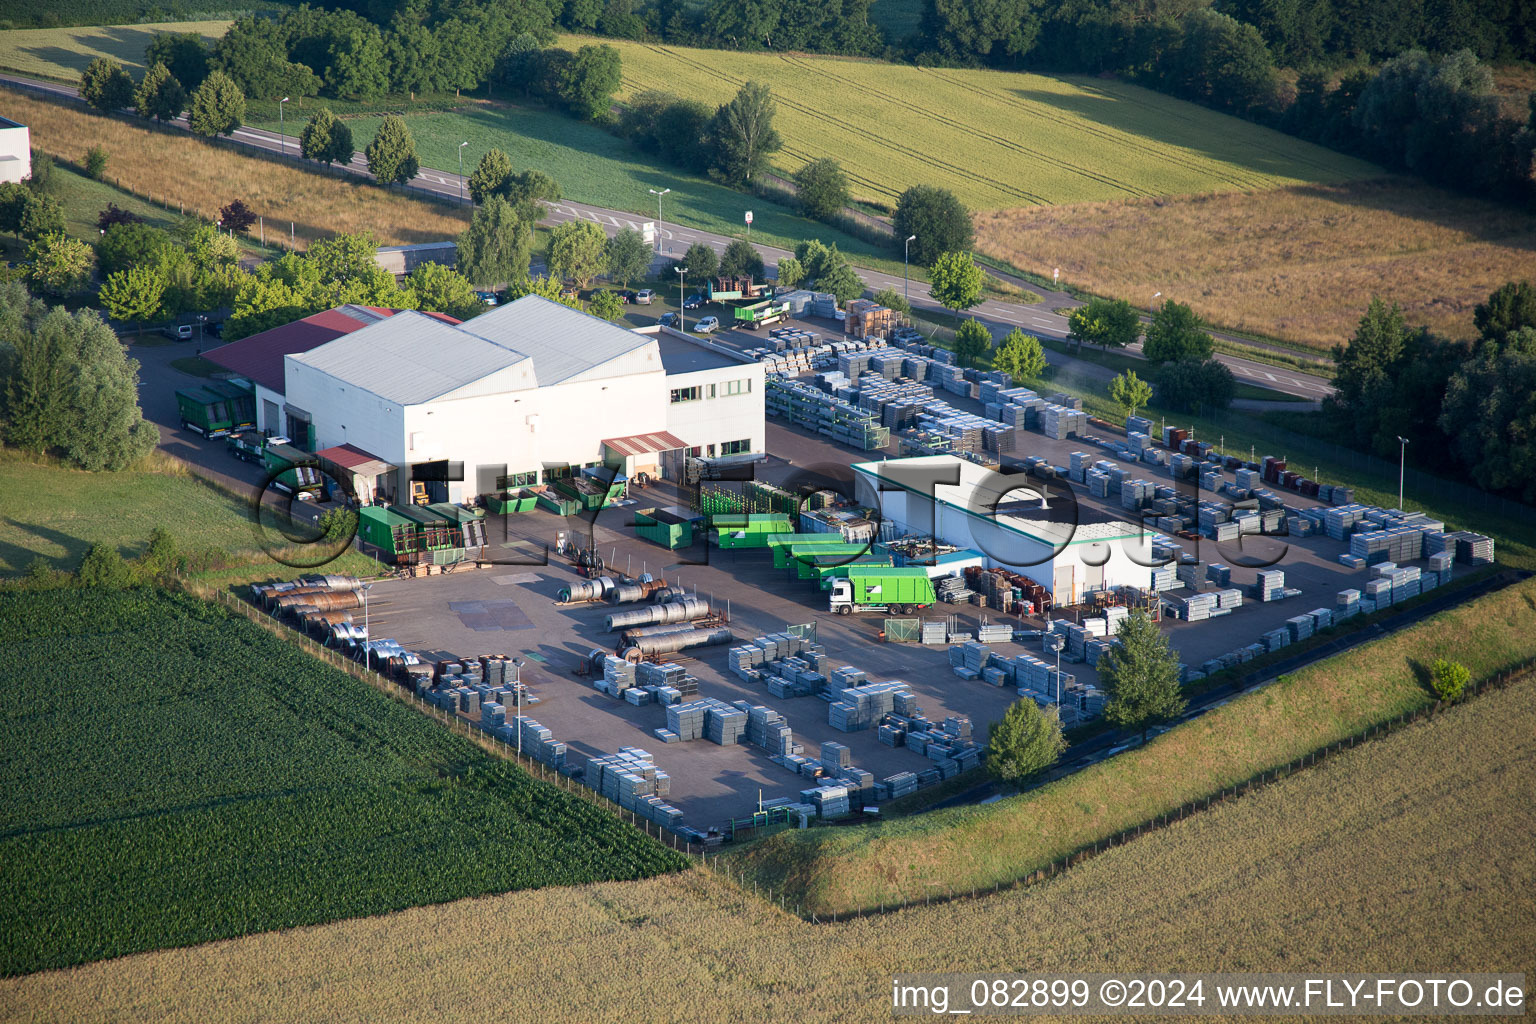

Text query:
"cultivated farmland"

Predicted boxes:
[[0, 88, 471, 249], [3, 668, 1530, 1020], [576, 35, 1378, 210], [0, 588, 686, 977], [0, 20, 230, 81], [976, 178, 1536, 348], [726, 572, 1536, 917]]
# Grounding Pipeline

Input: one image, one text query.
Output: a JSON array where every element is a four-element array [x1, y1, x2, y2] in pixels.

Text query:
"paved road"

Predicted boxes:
[[4, 72, 1334, 400]]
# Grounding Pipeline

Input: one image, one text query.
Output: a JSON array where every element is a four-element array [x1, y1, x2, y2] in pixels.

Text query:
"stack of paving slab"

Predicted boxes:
[[585, 747, 683, 829]]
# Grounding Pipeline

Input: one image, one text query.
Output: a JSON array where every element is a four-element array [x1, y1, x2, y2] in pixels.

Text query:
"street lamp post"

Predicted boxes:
[[360, 583, 374, 674], [197, 314, 207, 354], [279, 97, 289, 158], [1047, 634, 1064, 709], [1151, 291, 1162, 314], [676, 265, 688, 331], [457, 142, 469, 203], [903, 234, 916, 308], [1396, 436, 1409, 511], [648, 187, 670, 255], [513, 658, 523, 757]]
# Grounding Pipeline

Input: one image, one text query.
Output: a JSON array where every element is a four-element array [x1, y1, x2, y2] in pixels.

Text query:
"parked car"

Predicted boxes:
[[658, 312, 680, 328], [635, 288, 655, 305], [694, 315, 720, 334], [683, 293, 705, 310], [475, 290, 498, 307], [614, 289, 638, 303], [206, 320, 225, 338], [559, 281, 580, 301], [164, 324, 194, 340]]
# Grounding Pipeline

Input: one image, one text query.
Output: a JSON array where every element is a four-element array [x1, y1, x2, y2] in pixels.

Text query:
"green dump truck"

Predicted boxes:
[[732, 298, 791, 330], [175, 381, 255, 438], [827, 566, 936, 615]]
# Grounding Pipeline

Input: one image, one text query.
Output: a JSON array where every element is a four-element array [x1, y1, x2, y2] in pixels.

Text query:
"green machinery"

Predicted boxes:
[[634, 507, 703, 549], [827, 566, 937, 615], [357, 503, 485, 564], [262, 440, 329, 501], [732, 298, 791, 330], [175, 381, 255, 438], [712, 513, 796, 548]]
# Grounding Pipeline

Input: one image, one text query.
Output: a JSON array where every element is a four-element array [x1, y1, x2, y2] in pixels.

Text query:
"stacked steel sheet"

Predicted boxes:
[[1253, 569, 1286, 601], [1286, 614, 1315, 642]]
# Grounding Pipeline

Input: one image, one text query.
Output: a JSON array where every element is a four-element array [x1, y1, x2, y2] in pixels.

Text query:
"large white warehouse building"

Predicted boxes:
[[853, 455, 1168, 605], [218, 295, 763, 503]]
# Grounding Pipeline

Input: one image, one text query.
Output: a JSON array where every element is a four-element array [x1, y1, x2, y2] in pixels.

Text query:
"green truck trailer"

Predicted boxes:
[[175, 381, 255, 438], [732, 298, 791, 330], [262, 440, 330, 501], [827, 566, 937, 615]]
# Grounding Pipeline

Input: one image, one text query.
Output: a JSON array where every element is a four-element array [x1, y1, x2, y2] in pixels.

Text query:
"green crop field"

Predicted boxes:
[[245, 101, 895, 265], [574, 35, 1379, 211], [0, 587, 686, 976], [0, 20, 229, 81], [726, 572, 1536, 917]]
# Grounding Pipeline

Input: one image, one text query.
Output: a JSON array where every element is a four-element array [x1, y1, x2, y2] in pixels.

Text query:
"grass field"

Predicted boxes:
[[2, 665, 1529, 1019], [0, 19, 229, 80], [572, 35, 1378, 210], [3, 87, 472, 248], [0, 452, 381, 580], [0, 588, 685, 976], [976, 178, 1536, 348], [0, 159, 180, 262], [726, 572, 1536, 916]]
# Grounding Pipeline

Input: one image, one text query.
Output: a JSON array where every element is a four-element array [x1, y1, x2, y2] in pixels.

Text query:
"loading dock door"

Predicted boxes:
[[1084, 560, 1105, 593], [1052, 563, 1075, 608]]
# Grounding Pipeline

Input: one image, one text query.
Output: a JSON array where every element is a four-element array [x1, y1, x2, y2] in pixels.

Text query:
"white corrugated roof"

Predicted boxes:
[[462, 295, 656, 386], [288, 310, 532, 405]]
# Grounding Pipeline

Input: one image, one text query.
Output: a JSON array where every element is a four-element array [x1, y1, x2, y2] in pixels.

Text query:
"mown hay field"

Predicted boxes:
[[0, 20, 230, 81], [3, 666, 1531, 1021], [575, 35, 1378, 210], [727, 573, 1536, 917], [0, 588, 686, 977], [976, 178, 1536, 348], [1, 87, 471, 248]]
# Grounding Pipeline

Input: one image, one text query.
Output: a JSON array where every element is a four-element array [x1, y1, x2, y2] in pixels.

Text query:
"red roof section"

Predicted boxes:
[[603, 430, 690, 457], [205, 306, 463, 394], [314, 443, 392, 472]]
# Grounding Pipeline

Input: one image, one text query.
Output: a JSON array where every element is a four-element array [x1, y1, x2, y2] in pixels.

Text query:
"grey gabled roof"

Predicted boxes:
[[288, 310, 531, 405], [463, 294, 656, 386]]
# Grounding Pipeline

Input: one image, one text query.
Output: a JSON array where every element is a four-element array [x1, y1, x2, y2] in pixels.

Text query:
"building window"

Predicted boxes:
[[498, 471, 538, 488], [670, 386, 701, 403], [708, 383, 716, 398], [720, 438, 752, 455], [720, 378, 752, 396]]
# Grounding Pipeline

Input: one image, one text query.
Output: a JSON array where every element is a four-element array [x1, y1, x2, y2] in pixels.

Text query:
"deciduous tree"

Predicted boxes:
[[80, 57, 135, 113], [99, 266, 167, 334], [1143, 299, 1214, 363], [557, 44, 622, 120], [993, 327, 1047, 382], [718, 238, 764, 281], [986, 698, 1066, 783], [892, 185, 972, 267], [1065, 297, 1140, 352], [456, 196, 535, 289], [406, 262, 481, 320], [588, 289, 625, 321], [135, 61, 186, 122], [547, 220, 609, 288], [26, 233, 93, 297], [928, 250, 983, 315], [1154, 358, 1235, 414], [682, 242, 718, 286], [144, 32, 210, 92], [1100, 611, 1186, 743], [708, 80, 782, 186], [792, 157, 849, 222], [299, 107, 354, 166], [468, 148, 515, 204], [365, 114, 419, 185], [1108, 369, 1153, 418], [953, 317, 991, 368], [606, 227, 652, 288]]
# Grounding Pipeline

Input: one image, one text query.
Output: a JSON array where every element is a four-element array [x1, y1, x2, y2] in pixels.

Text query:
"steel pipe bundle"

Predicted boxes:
[[605, 597, 710, 632], [559, 576, 617, 603], [607, 579, 669, 605], [298, 573, 363, 591], [619, 627, 733, 658], [272, 589, 362, 613]]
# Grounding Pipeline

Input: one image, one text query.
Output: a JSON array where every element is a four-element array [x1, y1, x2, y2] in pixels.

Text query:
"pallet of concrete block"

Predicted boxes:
[[949, 640, 991, 679], [746, 705, 795, 756], [829, 681, 917, 732], [1285, 614, 1315, 643], [802, 784, 851, 818], [1445, 531, 1495, 565], [1163, 590, 1218, 622], [1252, 569, 1285, 602]]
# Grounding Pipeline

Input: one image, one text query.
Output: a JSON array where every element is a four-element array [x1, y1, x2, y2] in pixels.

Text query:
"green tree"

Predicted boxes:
[[135, 525, 181, 584], [77, 543, 132, 589], [503, 274, 584, 310], [26, 233, 93, 297], [325, 25, 389, 101], [986, 697, 1066, 784], [954, 317, 991, 368], [547, 220, 609, 288], [928, 250, 983, 315], [588, 289, 625, 321], [1143, 300, 1214, 363], [817, 259, 865, 304], [1430, 658, 1470, 702], [144, 32, 210, 92], [557, 43, 623, 120], [99, 266, 167, 334], [406, 262, 482, 320], [188, 70, 245, 137], [80, 57, 135, 113], [718, 238, 764, 281], [1108, 369, 1153, 418], [26, 150, 57, 195], [1326, 296, 1410, 441], [468, 148, 515, 204], [85, 146, 109, 180], [1154, 358, 1235, 414], [993, 327, 1047, 382], [456, 196, 535, 289], [707, 80, 782, 186], [792, 157, 850, 222], [873, 286, 910, 315], [211, 16, 320, 101], [365, 114, 419, 185], [892, 185, 973, 267], [605, 227, 652, 288], [776, 256, 804, 290], [1473, 280, 1536, 350], [681, 241, 718, 285], [18, 193, 65, 240], [135, 61, 186, 122], [1438, 346, 1536, 503], [504, 169, 561, 205], [1065, 297, 1140, 352], [299, 107, 354, 166], [1100, 611, 1186, 743]]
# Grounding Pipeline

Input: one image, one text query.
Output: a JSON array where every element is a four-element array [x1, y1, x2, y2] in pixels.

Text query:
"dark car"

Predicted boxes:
[[207, 320, 225, 338], [615, 289, 638, 303], [658, 312, 679, 328], [683, 293, 706, 310]]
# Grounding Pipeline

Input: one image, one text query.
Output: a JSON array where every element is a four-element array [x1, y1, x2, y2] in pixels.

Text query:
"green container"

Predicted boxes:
[[175, 381, 255, 438], [831, 567, 937, 609], [768, 533, 862, 568], [789, 544, 879, 579], [635, 507, 699, 550], [713, 513, 795, 548], [812, 554, 893, 585], [486, 488, 538, 514], [535, 489, 581, 516]]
